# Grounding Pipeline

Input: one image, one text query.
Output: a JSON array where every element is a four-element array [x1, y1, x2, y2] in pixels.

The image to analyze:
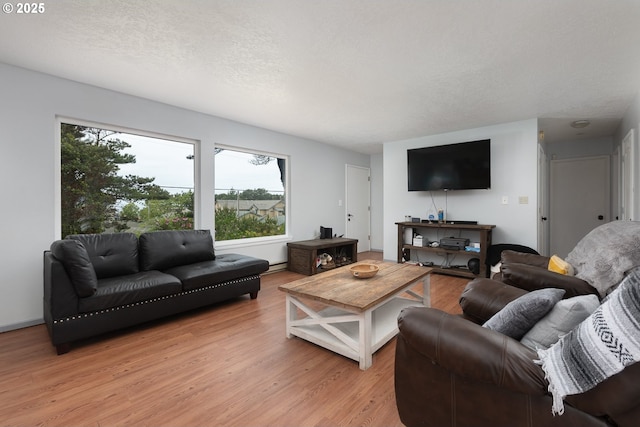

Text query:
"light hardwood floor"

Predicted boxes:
[[0, 252, 469, 427]]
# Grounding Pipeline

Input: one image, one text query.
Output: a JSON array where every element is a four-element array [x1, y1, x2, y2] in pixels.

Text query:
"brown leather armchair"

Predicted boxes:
[[495, 250, 599, 298], [394, 278, 640, 427]]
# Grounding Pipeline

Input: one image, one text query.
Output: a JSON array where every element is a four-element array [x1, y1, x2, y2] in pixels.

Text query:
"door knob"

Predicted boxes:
[[598, 215, 604, 220]]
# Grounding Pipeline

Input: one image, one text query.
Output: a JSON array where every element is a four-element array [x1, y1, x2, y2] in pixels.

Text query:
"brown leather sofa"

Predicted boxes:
[[394, 278, 640, 427], [495, 250, 599, 298]]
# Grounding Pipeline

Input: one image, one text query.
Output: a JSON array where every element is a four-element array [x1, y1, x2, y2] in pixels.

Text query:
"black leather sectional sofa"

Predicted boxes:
[[44, 229, 269, 354]]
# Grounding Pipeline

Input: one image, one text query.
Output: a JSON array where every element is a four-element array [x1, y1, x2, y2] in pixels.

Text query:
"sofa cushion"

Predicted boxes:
[[50, 239, 98, 297], [78, 271, 182, 313], [67, 233, 139, 279], [139, 230, 215, 271], [520, 294, 599, 350], [165, 253, 269, 291], [483, 288, 565, 340]]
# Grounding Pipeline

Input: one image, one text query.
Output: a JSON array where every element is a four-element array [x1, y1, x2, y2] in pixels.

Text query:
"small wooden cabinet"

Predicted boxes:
[[396, 222, 495, 278], [287, 238, 358, 275]]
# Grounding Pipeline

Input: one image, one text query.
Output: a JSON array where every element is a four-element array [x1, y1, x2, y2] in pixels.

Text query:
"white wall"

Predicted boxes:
[[544, 137, 613, 160], [0, 62, 370, 331], [369, 153, 384, 251], [382, 119, 539, 261]]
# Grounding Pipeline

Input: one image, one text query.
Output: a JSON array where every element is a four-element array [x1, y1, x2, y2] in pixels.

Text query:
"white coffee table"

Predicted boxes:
[[278, 260, 431, 370]]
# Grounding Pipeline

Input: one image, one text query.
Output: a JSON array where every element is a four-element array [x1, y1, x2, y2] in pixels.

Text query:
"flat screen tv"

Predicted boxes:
[[407, 139, 491, 191]]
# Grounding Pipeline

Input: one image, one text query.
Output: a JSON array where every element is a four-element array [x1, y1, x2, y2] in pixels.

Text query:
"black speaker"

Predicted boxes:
[[467, 258, 480, 275], [320, 226, 333, 239]]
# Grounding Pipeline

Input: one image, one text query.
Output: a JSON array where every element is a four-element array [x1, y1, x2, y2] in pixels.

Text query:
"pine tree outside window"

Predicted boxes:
[[59, 122, 195, 237]]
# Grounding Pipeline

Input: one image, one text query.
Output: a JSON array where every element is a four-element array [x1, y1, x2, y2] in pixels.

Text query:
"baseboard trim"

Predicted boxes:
[[265, 262, 288, 274], [0, 318, 44, 333]]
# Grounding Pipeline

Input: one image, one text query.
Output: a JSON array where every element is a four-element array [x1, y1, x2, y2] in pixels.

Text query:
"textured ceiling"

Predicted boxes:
[[1, 0, 640, 153]]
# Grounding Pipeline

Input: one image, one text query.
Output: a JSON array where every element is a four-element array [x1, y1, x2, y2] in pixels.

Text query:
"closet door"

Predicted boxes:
[[550, 156, 609, 257]]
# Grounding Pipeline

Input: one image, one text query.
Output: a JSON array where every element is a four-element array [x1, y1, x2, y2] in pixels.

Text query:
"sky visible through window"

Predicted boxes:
[[116, 135, 283, 196], [214, 149, 284, 195], [117, 133, 194, 194]]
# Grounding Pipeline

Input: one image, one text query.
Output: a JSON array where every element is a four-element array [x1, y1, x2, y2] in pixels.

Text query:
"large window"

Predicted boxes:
[[214, 147, 287, 241], [60, 122, 195, 236]]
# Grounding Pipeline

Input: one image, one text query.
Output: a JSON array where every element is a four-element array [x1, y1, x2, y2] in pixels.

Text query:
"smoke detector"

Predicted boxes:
[[570, 120, 591, 129]]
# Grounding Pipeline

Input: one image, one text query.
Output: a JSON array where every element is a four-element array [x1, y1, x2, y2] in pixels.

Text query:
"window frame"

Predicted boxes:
[[213, 144, 291, 249], [55, 117, 199, 239]]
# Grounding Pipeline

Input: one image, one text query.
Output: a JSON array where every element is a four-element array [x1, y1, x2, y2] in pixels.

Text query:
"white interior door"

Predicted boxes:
[[346, 165, 371, 252], [550, 156, 610, 258]]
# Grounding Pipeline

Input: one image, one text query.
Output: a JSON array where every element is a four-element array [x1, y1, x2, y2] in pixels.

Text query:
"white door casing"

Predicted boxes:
[[613, 145, 621, 220], [538, 144, 549, 255]]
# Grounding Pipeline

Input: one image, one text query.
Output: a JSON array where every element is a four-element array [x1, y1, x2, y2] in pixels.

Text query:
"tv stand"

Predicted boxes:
[[396, 221, 495, 278]]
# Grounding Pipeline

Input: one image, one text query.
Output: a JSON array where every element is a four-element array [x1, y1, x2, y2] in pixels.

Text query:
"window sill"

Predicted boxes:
[[214, 234, 292, 250]]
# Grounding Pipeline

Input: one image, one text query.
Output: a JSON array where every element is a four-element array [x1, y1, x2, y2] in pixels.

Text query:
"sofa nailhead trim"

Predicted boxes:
[[53, 275, 260, 324]]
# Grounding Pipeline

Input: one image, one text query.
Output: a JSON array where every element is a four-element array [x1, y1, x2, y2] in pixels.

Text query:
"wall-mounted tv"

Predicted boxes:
[[407, 139, 491, 191]]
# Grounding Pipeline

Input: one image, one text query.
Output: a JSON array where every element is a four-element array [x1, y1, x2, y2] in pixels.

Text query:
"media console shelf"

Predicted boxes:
[[396, 222, 495, 278], [287, 238, 358, 275]]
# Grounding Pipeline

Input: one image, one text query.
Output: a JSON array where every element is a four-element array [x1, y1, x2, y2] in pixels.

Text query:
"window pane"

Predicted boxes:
[[60, 123, 194, 236], [214, 148, 286, 241]]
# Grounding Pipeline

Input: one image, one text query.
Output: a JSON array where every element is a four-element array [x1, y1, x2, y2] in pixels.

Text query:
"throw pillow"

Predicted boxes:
[[483, 288, 565, 340], [520, 294, 599, 350], [50, 239, 98, 297], [548, 254, 574, 276], [537, 266, 640, 416]]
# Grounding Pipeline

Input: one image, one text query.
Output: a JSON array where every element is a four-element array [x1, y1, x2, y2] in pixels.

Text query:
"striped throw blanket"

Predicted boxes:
[[536, 266, 640, 415]]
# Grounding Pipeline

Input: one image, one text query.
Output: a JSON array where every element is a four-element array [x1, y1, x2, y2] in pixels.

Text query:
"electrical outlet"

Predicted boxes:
[[501, 196, 509, 205]]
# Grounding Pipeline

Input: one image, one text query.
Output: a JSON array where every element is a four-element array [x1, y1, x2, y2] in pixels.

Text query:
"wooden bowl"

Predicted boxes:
[[349, 263, 379, 279]]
